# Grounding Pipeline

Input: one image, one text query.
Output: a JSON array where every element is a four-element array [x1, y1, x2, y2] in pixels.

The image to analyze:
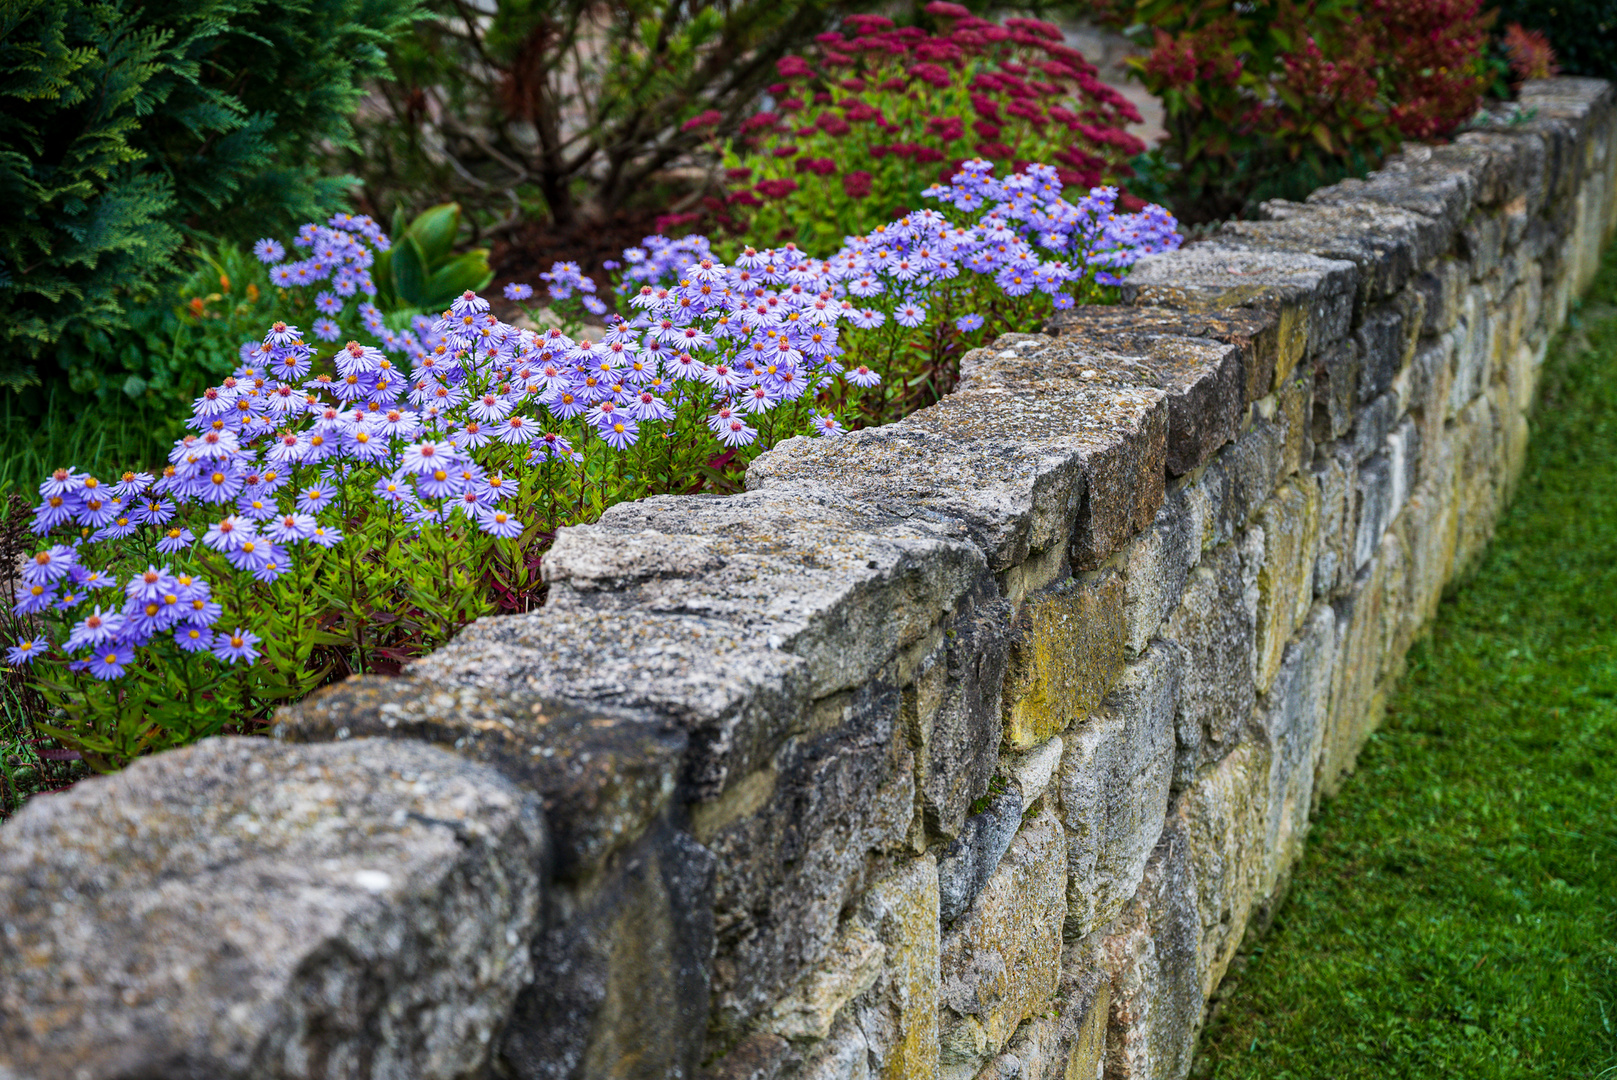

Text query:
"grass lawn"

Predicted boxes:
[[1192, 246, 1617, 1078]]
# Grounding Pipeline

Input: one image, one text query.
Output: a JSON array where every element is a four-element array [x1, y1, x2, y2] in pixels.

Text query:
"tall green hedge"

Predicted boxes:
[[0, 0, 420, 390]]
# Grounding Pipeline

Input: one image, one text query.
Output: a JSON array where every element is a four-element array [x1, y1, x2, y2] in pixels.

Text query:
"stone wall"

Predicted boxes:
[[3, 78, 1615, 1080]]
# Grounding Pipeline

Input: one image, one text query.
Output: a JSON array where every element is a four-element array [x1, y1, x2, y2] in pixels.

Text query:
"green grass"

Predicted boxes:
[[1193, 246, 1617, 1077], [0, 387, 169, 495]]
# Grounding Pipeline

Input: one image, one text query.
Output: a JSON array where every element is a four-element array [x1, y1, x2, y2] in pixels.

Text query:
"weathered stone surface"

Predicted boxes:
[[503, 817, 716, 1080], [1049, 303, 1283, 409], [1202, 416, 1285, 541], [0, 738, 545, 1080], [1310, 337, 1360, 443], [1386, 417, 1421, 528], [1058, 644, 1179, 938], [1350, 390, 1400, 464], [1123, 243, 1358, 375], [1448, 285, 1495, 415], [1254, 478, 1322, 694], [1002, 570, 1128, 750], [1233, 199, 1447, 303], [1160, 543, 1257, 788], [1321, 563, 1389, 795], [853, 856, 942, 1080], [1413, 256, 1470, 334], [411, 608, 810, 802], [989, 322, 1243, 475], [763, 922, 884, 1042], [1455, 128, 1549, 210], [1353, 453, 1395, 572], [939, 805, 1067, 1079], [939, 791, 1024, 926], [543, 489, 990, 699], [699, 677, 916, 1041], [1178, 736, 1274, 998], [1256, 605, 1338, 883], [973, 968, 1108, 1080], [1089, 819, 1203, 1080], [1453, 393, 1502, 578], [1118, 485, 1198, 656], [921, 588, 1014, 841], [1312, 451, 1352, 599], [1355, 292, 1422, 404], [1007, 735, 1065, 806], [276, 677, 682, 880], [1308, 142, 1486, 234], [747, 380, 1167, 575]]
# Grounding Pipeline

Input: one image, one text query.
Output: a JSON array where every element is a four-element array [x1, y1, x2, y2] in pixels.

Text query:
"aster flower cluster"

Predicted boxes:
[[10, 161, 1178, 769]]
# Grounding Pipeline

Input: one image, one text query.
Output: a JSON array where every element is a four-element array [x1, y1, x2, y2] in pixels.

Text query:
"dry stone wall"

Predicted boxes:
[[3, 78, 1615, 1080]]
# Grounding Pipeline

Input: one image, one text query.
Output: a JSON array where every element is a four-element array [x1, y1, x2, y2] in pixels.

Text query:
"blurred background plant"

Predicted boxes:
[[690, 4, 1145, 250], [1491, 0, 1615, 84]]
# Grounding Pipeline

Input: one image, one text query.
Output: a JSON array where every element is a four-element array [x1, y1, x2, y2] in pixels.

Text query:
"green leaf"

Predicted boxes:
[[390, 235, 429, 307], [406, 203, 462, 268], [421, 250, 493, 310]]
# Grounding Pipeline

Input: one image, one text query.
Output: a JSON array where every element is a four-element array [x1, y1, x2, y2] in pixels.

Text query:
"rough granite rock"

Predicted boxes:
[[938, 805, 1067, 1080], [1121, 243, 1358, 371], [1058, 643, 1180, 938], [1253, 478, 1322, 694], [274, 676, 684, 880], [1118, 485, 1199, 656], [501, 817, 716, 1080], [746, 379, 1167, 576], [1047, 304, 1284, 409], [1231, 199, 1447, 304], [969, 325, 1243, 476], [1001, 570, 1128, 749], [0, 738, 545, 1080], [937, 791, 1024, 926], [853, 856, 943, 1079], [541, 489, 990, 699], [1160, 542, 1258, 789]]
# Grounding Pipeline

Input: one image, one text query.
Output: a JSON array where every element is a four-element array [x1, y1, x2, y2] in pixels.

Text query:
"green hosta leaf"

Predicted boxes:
[[406, 203, 462, 268], [389, 235, 429, 307], [421, 250, 493, 310]]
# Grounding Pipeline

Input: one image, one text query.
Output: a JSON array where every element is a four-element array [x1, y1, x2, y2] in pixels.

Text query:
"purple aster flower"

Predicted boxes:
[[955, 313, 985, 332], [308, 524, 344, 548], [312, 317, 342, 341], [475, 504, 525, 539], [203, 517, 253, 552], [265, 513, 317, 543], [157, 527, 196, 554], [295, 484, 335, 515], [212, 627, 261, 664], [224, 537, 274, 572], [13, 581, 53, 616], [846, 364, 883, 389], [504, 283, 534, 300], [253, 238, 286, 264], [124, 566, 176, 605], [812, 413, 845, 436], [400, 441, 455, 475], [21, 544, 75, 586], [315, 291, 342, 315], [598, 418, 639, 450], [84, 644, 134, 680], [6, 636, 47, 665], [174, 623, 213, 653]]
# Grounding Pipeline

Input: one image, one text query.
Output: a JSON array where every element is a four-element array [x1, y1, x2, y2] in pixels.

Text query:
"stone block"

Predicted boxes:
[[855, 857, 942, 1080], [1161, 543, 1257, 788], [1275, 366, 1314, 477], [1089, 819, 1202, 1080], [1118, 485, 1198, 656], [1448, 286, 1494, 415], [1002, 570, 1128, 750], [1046, 304, 1283, 411], [543, 489, 990, 699], [979, 324, 1243, 476], [1233, 198, 1448, 303], [1312, 451, 1352, 598], [1123, 244, 1359, 378], [939, 805, 1068, 1078], [763, 922, 885, 1042], [1453, 393, 1502, 578], [412, 608, 811, 802], [1454, 128, 1549, 210], [1254, 478, 1322, 693], [698, 676, 917, 1040], [1321, 564, 1388, 794], [921, 589, 1014, 842], [1398, 478, 1458, 652], [1372, 527, 1413, 687], [1308, 142, 1485, 234], [502, 817, 717, 1080], [973, 969, 1108, 1080], [747, 378, 1167, 575], [1255, 605, 1338, 881], [1350, 390, 1399, 464], [1057, 643, 1179, 938], [1355, 291, 1422, 404], [1353, 453, 1394, 572], [1311, 338, 1360, 443], [1007, 735, 1065, 805], [1178, 736, 1274, 997], [0, 738, 545, 1080], [1386, 417, 1421, 528], [938, 791, 1024, 926], [276, 679, 683, 881], [1405, 336, 1456, 480], [1203, 414, 1285, 541], [1412, 256, 1469, 335], [1459, 210, 1505, 280]]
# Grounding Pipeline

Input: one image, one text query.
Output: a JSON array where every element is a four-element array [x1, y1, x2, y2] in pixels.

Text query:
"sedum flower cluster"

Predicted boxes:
[[11, 162, 1178, 769]]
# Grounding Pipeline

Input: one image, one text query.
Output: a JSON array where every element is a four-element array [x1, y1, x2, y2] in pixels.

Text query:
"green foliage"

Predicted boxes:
[[375, 203, 494, 312], [1193, 245, 1617, 1079], [345, 0, 857, 230], [1494, 0, 1617, 82], [0, 0, 421, 385]]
